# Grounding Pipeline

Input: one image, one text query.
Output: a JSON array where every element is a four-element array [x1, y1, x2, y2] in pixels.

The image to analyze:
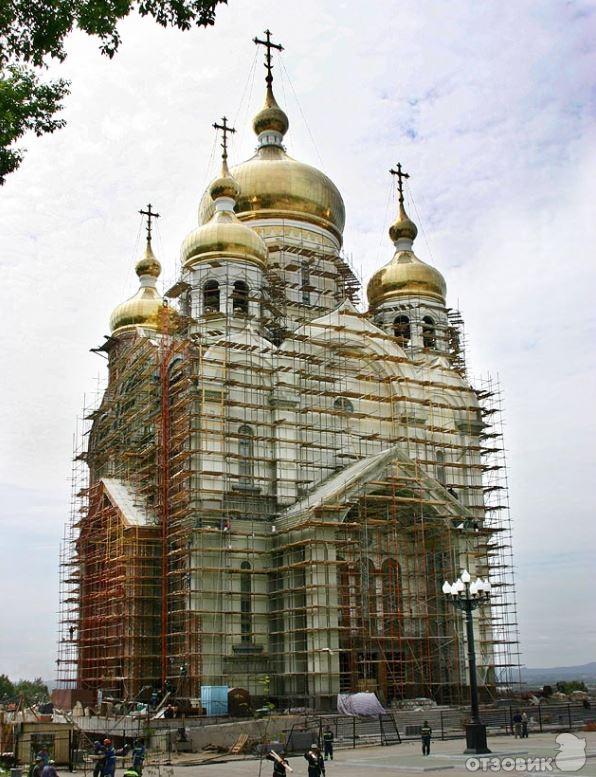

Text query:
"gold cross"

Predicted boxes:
[[212, 116, 236, 162], [139, 203, 160, 241], [253, 29, 284, 88], [389, 162, 410, 204]]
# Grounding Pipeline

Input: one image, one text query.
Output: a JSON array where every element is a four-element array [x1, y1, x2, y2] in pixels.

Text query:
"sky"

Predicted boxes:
[[1, 0, 595, 681]]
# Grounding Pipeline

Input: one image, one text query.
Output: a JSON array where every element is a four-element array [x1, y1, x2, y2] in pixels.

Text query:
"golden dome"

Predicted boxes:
[[253, 86, 290, 136], [367, 250, 446, 307], [182, 160, 268, 269], [367, 199, 446, 308], [199, 88, 345, 242], [181, 211, 268, 268], [135, 241, 161, 278], [389, 202, 418, 243], [110, 240, 172, 335]]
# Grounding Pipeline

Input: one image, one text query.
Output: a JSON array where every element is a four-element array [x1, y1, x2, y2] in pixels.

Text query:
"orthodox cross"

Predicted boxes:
[[212, 116, 236, 162], [253, 29, 284, 88], [139, 203, 160, 241], [389, 162, 410, 204]]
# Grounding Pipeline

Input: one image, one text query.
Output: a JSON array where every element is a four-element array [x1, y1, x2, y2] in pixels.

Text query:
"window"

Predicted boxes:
[[393, 315, 411, 347], [422, 316, 436, 348], [333, 397, 354, 413], [240, 561, 252, 642], [436, 450, 446, 485], [381, 559, 402, 637], [301, 261, 310, 304], [203, 280, 220, 313], [232, 281, 249, 314], [238, 424, 254, 487]]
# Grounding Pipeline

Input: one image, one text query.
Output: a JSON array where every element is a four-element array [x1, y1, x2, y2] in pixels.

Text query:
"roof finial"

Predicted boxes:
[[389, 162, 410, 206], [388, 164, 418, 244], [139, 203, 160, 242], [253, 29, 284, 90], [212, 116, 236, 170]]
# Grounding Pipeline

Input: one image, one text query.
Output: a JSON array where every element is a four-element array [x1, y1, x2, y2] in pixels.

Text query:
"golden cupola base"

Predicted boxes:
[[198, 87, 346, 243], [110, 241, 173, 335], [367, 196, 446, 308]]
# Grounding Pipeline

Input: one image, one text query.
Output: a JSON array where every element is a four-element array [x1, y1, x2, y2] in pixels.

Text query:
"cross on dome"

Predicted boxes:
[[389, 162, 410, 204], [253, 29, 284, 88], [212, 116, 236, 163], [139, 203, 160, 242]]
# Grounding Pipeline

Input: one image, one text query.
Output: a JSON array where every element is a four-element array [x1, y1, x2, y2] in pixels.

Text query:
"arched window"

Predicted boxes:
[[393, 315, 411, 347], [203, 280, 220, 313], [240, 561, 252, 643], [333, 397, 354, 414], [381, 559, 402, 637], [232, 281, 249, 314], [422, 316, 436, 349], [238, 425, 254, 487], [436, 450, 446, 485], [301, 261, 310, 304]]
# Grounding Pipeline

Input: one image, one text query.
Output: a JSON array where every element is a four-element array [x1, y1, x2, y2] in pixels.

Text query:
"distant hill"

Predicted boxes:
[[522, 661, 596, 685]]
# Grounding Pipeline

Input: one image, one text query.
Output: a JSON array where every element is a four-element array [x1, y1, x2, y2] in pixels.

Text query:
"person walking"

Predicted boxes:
[[304, 745, 325, 777], [322, 727, 334, 761], [521, 712, 529, 739], [41, 761, 58, 777], [29, 757, 44, 777], [102, 740, 116, 777], [131, 739, 145, 775], [266, 749, 290, 777], [512, 711, 522, 739], [420, 721, 432, 756], [92, 741, 106, 777]]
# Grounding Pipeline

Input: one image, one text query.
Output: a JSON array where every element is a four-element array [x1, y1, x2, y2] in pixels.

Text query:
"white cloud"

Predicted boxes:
[[0, 0, 595, 678]]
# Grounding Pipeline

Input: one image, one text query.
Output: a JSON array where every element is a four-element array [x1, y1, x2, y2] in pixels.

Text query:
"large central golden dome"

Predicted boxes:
[[199, 88, 345, 242]]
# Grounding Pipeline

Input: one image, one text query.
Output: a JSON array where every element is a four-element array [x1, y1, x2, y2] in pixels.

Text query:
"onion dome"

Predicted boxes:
[[198, 87, 345, 242], [110, 241, 170, 334], [182, 159, 268, 269], [367, 198, 446, 309]]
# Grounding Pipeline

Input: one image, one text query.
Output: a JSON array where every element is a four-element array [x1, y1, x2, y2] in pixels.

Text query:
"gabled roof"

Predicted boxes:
[[101, 478, 157, 527], [281, 444, 473, 525]]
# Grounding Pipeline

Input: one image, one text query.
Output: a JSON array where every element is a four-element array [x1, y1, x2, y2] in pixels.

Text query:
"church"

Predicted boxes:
[[56, 33, 519, 710]]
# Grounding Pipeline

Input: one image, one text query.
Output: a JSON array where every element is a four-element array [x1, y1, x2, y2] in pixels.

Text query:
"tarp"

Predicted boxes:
[[337, 692, 386, 717]]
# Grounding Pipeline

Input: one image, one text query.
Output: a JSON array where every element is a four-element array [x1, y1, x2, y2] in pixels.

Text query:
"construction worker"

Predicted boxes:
[[304, 745, 325, 777], [41, 760, 58, 777], [131, 739, 145, 774], [92, 741, 106, 777], [29, 756, 44, 777], [102, 740, 116, 777], [266, 749, 290, 777], [322, 726, 334, 761], [420, 720, 432, 756]]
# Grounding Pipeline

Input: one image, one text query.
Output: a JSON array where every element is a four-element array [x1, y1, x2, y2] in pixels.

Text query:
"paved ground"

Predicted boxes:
[[70, 733, 596, 777]]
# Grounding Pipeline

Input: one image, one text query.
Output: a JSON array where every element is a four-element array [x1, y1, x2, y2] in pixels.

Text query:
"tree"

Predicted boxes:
[[14, 677, 50, 705], [0, 0, 226, 183], [0, 673, 15, 701], [556, 680, 588, 695]]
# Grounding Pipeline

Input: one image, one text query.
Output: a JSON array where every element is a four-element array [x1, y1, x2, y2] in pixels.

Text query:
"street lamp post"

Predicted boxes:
[[443, 570, 492, 755]]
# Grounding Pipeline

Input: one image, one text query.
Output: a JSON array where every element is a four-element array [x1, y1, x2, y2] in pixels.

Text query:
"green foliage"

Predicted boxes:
[[0, 673, 15, 701], [14, 677, 50, 705], [0, 65, 68, 183], [0, 0, 226, 182], [555, 680, 588, 695]]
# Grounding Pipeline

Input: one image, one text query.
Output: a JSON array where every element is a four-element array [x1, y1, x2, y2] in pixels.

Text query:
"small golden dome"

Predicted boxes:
[[181, 210, 268, 268], [389, 202, 418, 243], [253, 86, 289, 136], [135, 241, 161, 278], [367, 250, 446, 308], [110, 240, 173, 335], [199, 87, 345, 241], [209, 159, 241, 201]]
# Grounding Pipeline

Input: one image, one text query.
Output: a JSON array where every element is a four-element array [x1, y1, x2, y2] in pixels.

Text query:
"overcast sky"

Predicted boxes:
[[1, 0, 595, 682]]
